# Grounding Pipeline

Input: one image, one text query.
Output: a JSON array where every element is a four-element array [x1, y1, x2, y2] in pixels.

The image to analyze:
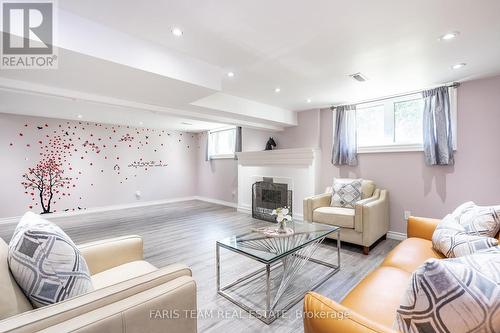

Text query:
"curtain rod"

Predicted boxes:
[[330, 82, 460, 109]]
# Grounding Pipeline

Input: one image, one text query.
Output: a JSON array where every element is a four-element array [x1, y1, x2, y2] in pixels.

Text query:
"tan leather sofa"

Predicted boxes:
[[303, 179, 389, 254], [303, 216, 500, 333], [0, 235, 197, 333]]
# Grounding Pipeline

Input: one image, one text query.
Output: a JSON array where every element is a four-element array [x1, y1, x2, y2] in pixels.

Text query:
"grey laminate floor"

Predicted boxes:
[[0, 200, 399, 333]]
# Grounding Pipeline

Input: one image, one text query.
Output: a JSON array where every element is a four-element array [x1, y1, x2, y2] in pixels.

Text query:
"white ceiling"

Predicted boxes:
[[1, 0, 500, 131], [0, 88, 222, 132], [60, 0, 500, 109]]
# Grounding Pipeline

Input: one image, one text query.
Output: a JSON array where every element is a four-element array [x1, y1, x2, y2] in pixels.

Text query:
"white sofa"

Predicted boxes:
[[0, 235, 197, 333]]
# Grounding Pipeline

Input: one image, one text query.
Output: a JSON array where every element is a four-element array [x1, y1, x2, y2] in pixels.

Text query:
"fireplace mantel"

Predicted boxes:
[[237, 147, 321, 220], [236, 148, 319, 166]]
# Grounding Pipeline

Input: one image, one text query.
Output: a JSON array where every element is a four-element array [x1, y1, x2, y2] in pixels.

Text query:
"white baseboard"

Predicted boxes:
[[194, 196, 237, 208], [237, 204, 252, 215], [0, 196, 199, 224], [387, 231, 407, 241]]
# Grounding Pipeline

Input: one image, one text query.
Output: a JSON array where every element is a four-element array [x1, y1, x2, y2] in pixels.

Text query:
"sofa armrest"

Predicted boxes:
[[407, 216, 441, 241], [0, 264, 192, 333], [78, 235, 144, 275], [37, 276, 197, 333], [303, 193, 332, 221], [303, 292, 397, 333]]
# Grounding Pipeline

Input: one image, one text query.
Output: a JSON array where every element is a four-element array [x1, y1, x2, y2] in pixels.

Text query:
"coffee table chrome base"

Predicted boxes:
[[216, 229, 340, 324]]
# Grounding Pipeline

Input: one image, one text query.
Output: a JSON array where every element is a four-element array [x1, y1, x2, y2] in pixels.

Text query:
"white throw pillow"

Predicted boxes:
[[330, 178, 362, 209], [8, 212, 93, 308], [395, 250, 500, 333]]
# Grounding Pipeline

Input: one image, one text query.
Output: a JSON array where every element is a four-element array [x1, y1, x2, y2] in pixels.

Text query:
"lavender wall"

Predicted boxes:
[[320, 75, 500, 233], [0, 114, 198, 218], [196, 110, 322, 203], [196, 132, 238, 203]]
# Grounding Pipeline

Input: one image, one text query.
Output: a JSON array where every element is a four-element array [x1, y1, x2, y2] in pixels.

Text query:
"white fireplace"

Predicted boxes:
[[236, 148, 321, 221]]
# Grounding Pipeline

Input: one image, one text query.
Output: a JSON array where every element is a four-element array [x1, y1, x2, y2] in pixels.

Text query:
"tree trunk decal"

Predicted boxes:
[[21, 158, 72, 214]]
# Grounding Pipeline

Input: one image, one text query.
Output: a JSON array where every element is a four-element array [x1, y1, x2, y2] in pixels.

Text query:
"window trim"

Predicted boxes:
[[207, 126, 237, 160], [332, 87, 458, 154]]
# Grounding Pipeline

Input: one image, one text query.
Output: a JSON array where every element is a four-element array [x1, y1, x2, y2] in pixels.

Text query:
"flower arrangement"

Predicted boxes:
[[272, 207, 292, 233]]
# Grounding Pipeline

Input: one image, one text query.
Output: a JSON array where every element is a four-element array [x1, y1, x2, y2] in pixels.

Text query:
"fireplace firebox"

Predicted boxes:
[[252, 177, 292, 222]]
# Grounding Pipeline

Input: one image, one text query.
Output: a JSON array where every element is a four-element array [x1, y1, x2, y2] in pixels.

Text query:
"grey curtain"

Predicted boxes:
[[234, 126, 242, 159], [332, 105, 358, 166], [422, 86, 454, 165], [204, 131, 210, 161]]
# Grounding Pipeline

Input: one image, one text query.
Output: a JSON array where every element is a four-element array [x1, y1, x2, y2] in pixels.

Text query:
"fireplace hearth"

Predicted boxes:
[[252, 177, 292, 222]]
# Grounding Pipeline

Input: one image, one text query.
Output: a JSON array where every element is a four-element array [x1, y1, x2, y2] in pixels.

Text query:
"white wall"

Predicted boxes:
[[0, 113, 198, 217]]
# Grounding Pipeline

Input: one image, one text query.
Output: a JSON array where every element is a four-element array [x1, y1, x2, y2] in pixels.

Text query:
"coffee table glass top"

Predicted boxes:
[[217, 221, 339, 264]]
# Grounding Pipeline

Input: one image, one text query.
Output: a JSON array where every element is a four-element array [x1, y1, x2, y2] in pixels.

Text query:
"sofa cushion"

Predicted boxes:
[[8, 212, 93, 308], [395, 251, 500, 333], [91, 260, 157, 289], [341, 266, 411, 328], [0, 238, 33, 320], [331, 178, 362, 208], [382, 238, 445, 273], [313, 207, 355, 228]]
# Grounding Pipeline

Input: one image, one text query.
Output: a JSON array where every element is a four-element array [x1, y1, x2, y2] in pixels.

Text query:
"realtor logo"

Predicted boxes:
[[1, 1, 57, 69]]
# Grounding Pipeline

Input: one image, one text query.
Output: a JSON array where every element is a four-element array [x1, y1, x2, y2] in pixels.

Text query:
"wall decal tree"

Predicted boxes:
[[21, 158, 72, 214]]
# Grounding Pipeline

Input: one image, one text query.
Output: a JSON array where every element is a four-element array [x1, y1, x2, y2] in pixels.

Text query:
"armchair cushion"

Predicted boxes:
[[313, 207, 355, 228]]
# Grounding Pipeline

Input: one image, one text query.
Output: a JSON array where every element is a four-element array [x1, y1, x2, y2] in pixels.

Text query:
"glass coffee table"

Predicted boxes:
[[216, 221, 340, 324]]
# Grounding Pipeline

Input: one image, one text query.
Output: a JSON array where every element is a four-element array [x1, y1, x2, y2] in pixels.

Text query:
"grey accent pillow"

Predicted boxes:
[[432, 214, 499, 258], [330, 178, 362, 208], [8, 212, 93, 308], [432, 202, 500, 258], [395, 250, 500, 333]]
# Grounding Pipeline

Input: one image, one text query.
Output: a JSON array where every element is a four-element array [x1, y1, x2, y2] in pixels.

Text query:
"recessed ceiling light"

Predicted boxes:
[[274, 87, 281, 93], [139, 121, 144, 125], [440, 31, 459, 41], [451, 63, 466, 70], [171, 27, 183, 37], [306, 98, 312, 103], [227, 72, 234, 78], [77, 114, 83, 119]]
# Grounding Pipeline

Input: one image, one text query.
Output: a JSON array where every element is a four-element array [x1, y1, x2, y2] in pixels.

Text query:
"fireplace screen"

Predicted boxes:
[[252, 179, 292, 222]]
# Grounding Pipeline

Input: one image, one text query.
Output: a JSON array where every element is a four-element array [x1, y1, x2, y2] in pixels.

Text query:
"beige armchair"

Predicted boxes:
[[303, 179, 389, 254], [0, 235, 197, 333]]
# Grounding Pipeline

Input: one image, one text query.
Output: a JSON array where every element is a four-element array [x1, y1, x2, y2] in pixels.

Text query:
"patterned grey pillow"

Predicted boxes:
[[8, 212, 93, 308], [330, 178, 362, 208], [449, 201, 500, 237], [395, 251, 500, 333], [432, 202, 500, 258], [432, 214, 499, 258]]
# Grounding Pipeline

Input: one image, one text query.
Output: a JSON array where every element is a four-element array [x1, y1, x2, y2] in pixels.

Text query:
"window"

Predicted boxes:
[[207, 126, 237, 159], [355, 93, 425, 152], [334, 87, 457, 154]]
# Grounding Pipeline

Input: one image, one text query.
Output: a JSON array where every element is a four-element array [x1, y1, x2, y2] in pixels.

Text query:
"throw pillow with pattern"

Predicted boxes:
[[432, 202, 500, 258], [8, 212, 93, 308], [395, 251, 500, 333], [330, 178, 362, 208]]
